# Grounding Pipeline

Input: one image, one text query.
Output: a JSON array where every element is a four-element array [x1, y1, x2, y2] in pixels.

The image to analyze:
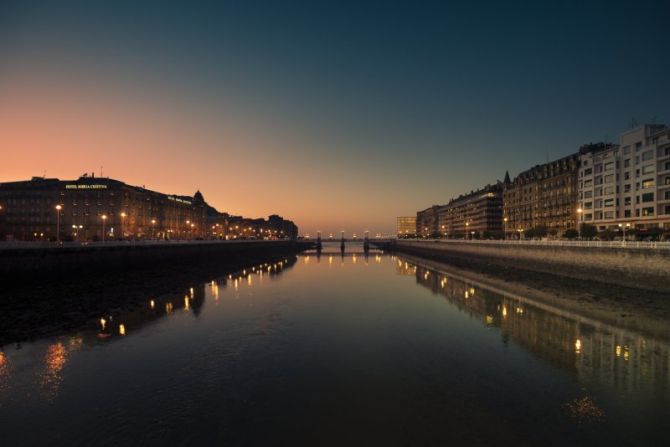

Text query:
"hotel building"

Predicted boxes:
[[0, 175, 207, 241], [578, 124, 670, 231]]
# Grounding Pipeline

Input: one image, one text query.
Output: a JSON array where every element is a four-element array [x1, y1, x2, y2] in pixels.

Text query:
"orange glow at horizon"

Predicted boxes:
[[0, 72, 412, 234]]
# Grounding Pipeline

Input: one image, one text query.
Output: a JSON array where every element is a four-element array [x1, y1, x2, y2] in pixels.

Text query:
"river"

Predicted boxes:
[[0, 242, 668, 446]]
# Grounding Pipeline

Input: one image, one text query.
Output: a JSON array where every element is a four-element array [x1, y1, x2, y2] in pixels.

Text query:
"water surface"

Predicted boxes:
[[0, 243, 668, 446]]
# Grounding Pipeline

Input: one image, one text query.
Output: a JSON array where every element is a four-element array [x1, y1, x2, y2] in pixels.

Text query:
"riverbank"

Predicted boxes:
[[392, 243, 670, 341], [0, 241, 310, 345]]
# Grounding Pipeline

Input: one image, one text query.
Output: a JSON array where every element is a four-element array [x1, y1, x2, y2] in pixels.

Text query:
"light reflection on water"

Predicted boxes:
[[0, 249, 668, 446]]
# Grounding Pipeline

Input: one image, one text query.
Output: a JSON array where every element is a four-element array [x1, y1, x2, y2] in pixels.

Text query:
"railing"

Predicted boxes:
[[0, 239, 296, 251], [399, 238, 670, 250]]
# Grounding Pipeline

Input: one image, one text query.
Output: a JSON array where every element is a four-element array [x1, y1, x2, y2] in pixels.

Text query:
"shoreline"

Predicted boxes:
[[392, 247, 670, 342], [0, 246, 305, 346]]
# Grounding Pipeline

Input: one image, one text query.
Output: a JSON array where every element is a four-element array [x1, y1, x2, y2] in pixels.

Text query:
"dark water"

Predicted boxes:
[[0, 243, 668, 446]]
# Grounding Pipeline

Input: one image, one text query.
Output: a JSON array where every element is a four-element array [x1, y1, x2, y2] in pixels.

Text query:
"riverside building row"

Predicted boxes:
[[0, 175, 298, 241], [407, 124, 670, 238]]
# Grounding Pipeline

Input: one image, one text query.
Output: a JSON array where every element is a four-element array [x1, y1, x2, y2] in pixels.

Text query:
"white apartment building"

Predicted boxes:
[[578, 124, 670, 231]]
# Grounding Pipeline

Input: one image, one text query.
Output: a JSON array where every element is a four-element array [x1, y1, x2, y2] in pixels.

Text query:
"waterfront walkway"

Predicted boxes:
[[402, 238, 670, 250]]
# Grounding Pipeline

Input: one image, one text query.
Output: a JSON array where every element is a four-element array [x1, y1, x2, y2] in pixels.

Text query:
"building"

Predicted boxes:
[[578, 124, 670, 231], [0, 175, 208, 241], [396, 216, 417, 237], [438, 183, 503, 237], [206, 209, 298, 240], [503, 151, 583, 237], [416, 205, 441, 237]]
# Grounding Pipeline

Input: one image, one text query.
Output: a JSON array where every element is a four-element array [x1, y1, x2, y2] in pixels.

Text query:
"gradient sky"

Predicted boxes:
[[1, 0, 669, 235]]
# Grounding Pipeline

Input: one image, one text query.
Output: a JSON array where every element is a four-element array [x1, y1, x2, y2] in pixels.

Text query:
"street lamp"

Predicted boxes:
[[101, 214, 108, 242], [577, 207, 583, 238], [618, 223, 631, 245], [503, 217, 508, 240], [151, 219, 156, 240], [55, 204, 63, 243], [120, 212, 127, 239], [465, 222, 469, 240]]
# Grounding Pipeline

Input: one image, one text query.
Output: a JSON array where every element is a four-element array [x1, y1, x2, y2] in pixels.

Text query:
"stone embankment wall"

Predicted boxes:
[[0, 241, 312, 282], [393, 240, 670, 292]]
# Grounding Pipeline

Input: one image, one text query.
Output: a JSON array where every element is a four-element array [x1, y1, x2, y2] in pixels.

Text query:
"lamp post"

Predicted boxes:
[[503, 217, 508, 240], [120, 212, 127, 239], [465, 222, 469, 240], [618, 223, 631, 245], [55, 204, 63, 243], [577, 207, 583, 239], [101, 214, 108, 242], [151, 219, 156, 240]]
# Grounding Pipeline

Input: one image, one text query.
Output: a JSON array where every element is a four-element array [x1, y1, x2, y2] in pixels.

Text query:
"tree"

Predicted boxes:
[[580, 223, 597, 239], [563, 229, 579, 239], [599, 229, 616, 241], [534, 225, 548, 238]]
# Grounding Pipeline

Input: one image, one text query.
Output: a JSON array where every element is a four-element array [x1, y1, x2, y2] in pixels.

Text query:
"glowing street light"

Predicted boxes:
[[618, 223, 631, 245], [101, 214, 108, 242], [577, 207, 583, 238], [120, 212, 127, 239], [55, 204, 63, 243], [503, 217, 508, 240]]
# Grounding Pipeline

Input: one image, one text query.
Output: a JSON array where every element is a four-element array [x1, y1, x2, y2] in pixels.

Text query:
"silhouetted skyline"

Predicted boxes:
[[2, 0, 669, 234]]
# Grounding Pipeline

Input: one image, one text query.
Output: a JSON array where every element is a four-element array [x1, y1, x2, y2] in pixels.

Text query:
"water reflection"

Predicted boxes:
[[1, 251, 668, 445], [0, 256, 297, 402], [397, 256, 670, 400]]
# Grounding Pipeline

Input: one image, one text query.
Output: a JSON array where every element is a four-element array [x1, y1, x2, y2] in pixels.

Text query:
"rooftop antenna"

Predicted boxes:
[[650, 115, 658, 124]]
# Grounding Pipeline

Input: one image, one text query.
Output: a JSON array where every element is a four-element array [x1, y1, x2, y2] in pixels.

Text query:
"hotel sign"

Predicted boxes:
[[65, 184, 108, 189], [168, 196, 192, 205]]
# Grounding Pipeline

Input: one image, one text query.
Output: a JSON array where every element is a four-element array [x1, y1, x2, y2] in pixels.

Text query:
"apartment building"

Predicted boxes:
[[578, 124, 670, 230]]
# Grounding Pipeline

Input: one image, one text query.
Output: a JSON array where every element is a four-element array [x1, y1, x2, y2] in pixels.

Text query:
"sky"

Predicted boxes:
[[1, 0, 669, 235]]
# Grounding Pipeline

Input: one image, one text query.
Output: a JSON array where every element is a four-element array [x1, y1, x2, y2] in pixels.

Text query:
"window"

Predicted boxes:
[[604, 198, 614, 207], [642, 165, 654, 175], [594, 164, 603, 174], [642, 179, 655, 189], [604, 211, 614, 219], [623, 145, 630, 154], [584, 201, 593, 210], [636, 142, 642, 150], [594, 199, 603, 208], [604, 162, 614, 171], [624, 172, 631, 180], [641, 150, 653, 161], [595, 187, 602, 197], [624, 209, 632, 218], [583, 190, 593, 198], [584, 179, 592, 187], [583, 168, 592, 175], [624, 184, 631, 193], [665, 205, 670, 215], [624, 197, 631, 206], [595, 176, 603, 185], [642, 192, 654, 203], [665, 191, 670, 200], [604, 174, 614, 183], [624, 159, 631, 167], [604, 186, 614, 195], [642, 207, 654, 216], [666, 161, 670, 171]]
